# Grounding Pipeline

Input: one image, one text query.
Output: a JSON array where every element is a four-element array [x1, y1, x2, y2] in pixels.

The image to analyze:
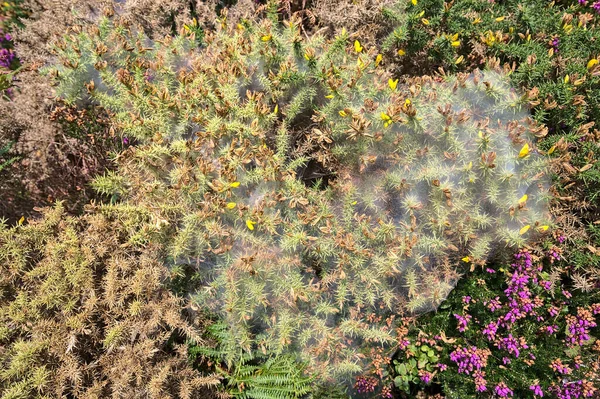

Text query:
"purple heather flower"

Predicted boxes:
[[498, 334, 524, 358], [594, 1, 600, 13], [0, 48, 15, 68], [482, 321, 498, 341], [550, 379, 595, 399], [486, 297, 502, 312], [354, 376, 378, 393], [530, 384, 544, 397], [545, 325, 559, 335], [449, 346, 490, 375], [495, 382, 514, 398], [454, 313, 472, 332], [565, 308, 597, 346], [474, 370, 487, 392], [123, 137, 130, 145], [419, 370, 432, 384]]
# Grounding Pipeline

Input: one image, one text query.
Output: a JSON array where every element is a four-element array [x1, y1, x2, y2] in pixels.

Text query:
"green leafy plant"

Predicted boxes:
[[392, 343, 439, 393], [190, 322, 314, 399]]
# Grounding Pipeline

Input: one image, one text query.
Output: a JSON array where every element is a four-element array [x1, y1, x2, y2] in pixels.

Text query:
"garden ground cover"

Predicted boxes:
[[0, 0, 599, 398]]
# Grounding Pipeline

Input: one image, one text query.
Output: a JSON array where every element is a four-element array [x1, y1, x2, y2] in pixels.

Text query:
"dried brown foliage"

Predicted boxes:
[[299, 0, 395, 44], [0, 0, 259, 224], [0, 204, 219, 398], [0, 68, 112, 223]]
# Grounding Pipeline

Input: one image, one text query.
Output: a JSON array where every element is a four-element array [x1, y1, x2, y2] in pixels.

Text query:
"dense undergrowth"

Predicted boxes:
[[0, 0, 599, 398]]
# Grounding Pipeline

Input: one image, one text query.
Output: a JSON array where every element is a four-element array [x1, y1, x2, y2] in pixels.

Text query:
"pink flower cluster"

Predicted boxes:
[[453, 313, 472, 332], [497, 334, 528, 358], [495, 382, 514, 398], [418, 370, 432, 384], [448, 346, 490, 375], [354, 375, 378, 393], [0, 31, 15, 69], [549, 379, 596, 399], [565, 308, 597, 347]]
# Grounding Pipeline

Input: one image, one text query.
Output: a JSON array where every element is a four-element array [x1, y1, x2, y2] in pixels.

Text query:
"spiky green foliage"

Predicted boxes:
[[0, 204, 219, 398], [190, 322, 314, 399], [48, 8, 551, 384], [381, 0, 600, 161]]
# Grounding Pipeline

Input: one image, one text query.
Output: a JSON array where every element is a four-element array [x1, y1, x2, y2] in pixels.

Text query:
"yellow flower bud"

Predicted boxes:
[[519, 143, 530, 158]]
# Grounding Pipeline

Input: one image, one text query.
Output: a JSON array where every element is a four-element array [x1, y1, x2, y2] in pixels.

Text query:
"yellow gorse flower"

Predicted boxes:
[[484, 31, 496, 46], [380, 112, 393, 128], [261, 34, 272, 42], [587, 58, 599, 70], [375, 53, 383, 67], [246, 220, 256, 230], [357, 57, 365, 69], [388, 78, 399, 90], [354, 40, 363, 53], [230, 181, 241, 188], [397, 49, 406, 56], [519, 225, 531, 235], [519, 143, 530, 158], [226, 202, 237, 209], [518, 194, 528, 204]]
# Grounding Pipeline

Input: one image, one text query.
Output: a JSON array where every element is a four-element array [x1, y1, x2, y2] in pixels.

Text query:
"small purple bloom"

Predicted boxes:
[[530, 384, 544, 397]]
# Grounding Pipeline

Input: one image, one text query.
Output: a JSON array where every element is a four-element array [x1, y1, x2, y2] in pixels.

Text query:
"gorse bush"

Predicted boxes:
[[48, 6, 552, 383], [0, 204, 220, 399], [381, 0, 600, 204]]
